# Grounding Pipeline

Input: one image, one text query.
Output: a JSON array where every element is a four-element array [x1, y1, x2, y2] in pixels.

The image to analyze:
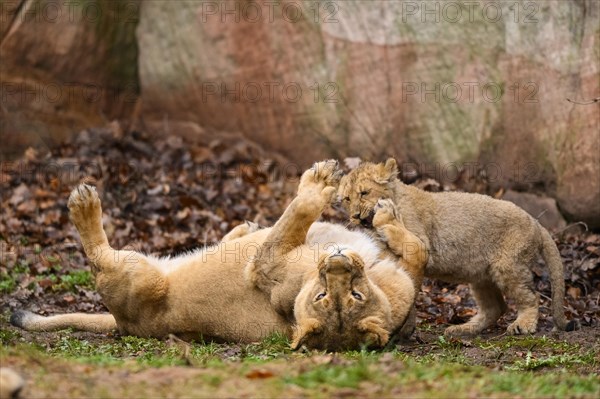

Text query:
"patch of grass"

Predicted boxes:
[[0, 328, 21, 345], [1, 261, 31, 293], [1, 336, 599, 398], [53, 270, 94, 292], [48, 334, 185, 367], [484, 371, 600, 397], [476, 335, 580, 352], [0, 274, 16, 293], [286, 359, 372, 389], [506, 351, 598, 371], [242, 332, 292, 361]]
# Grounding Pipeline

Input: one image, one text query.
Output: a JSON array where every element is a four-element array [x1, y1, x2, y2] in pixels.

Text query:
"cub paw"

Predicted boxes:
[[298, 160, 342, 197], [444, 323, 481, 337], [68, 184, 102, 231], [372, 198, 399, 228], [507, 319, 537, 335]]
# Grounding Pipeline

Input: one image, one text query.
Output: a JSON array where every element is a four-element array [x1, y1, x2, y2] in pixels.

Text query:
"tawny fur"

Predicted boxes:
[[11, 161, 423, 350], [339, 158, 577, 336], [0, 368, 24, 399]]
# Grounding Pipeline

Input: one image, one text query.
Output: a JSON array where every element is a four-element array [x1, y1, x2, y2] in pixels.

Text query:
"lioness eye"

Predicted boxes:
[[360, 190, 370, 197], [343, 196, 350, 202], [315, 292, 326, 301], [351, 291, 363, 300]]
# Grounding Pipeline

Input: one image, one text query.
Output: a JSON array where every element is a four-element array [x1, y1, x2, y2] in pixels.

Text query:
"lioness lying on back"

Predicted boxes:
[[11, 161, 424, 350], [339, 158, 578, 336]]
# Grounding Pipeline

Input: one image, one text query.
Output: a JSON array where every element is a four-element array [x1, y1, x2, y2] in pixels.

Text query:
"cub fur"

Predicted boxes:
[[11, 161, 424, 350], [339, 158, 578, 336]]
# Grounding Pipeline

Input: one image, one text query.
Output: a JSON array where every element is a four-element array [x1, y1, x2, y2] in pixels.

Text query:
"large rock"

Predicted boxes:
[[136, 0, 599, 227], [502, 190, 567, 231], [2, 1, 598, 228]]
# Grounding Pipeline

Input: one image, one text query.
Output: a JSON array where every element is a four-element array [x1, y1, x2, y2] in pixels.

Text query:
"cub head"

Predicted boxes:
[[338, 158, 398, 228], [292, 248, 393, 351]]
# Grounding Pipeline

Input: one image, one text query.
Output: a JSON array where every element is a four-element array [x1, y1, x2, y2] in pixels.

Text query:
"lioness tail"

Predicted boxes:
[[10, 310, 117, 333]]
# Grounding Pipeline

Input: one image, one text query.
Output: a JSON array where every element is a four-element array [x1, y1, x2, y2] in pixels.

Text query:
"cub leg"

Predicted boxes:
[[69, 184, 167, 301], [246, 160, 341, 295], [372, 199, 428, 339], [445, 281, 507, 336], [222, 221, 261, 242], [491, 265, 539, 335], [372, 198, 428, 289]]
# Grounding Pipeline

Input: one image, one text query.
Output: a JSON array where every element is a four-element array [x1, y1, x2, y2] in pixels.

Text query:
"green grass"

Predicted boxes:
[[286, 359, 372, 389], [53, 270, 94, 291], [0, 275, 16, 293], [506, 351, 598, 371], [1, 332, 599, 398], [46, 334, 185, 367]]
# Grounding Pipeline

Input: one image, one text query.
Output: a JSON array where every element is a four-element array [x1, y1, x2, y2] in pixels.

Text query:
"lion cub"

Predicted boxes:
[[339, 158, 578, 336]]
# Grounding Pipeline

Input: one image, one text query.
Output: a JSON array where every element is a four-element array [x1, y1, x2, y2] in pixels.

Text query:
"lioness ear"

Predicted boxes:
[[377, 158, 398, 184], [291, 318, 322, 350], [358, 316, 390, 348]]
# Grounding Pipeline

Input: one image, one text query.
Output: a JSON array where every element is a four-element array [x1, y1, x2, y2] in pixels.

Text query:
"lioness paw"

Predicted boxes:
[[68, 184, 102, 228], [372, 198, 399, 228], [222, 221, 262, 242]]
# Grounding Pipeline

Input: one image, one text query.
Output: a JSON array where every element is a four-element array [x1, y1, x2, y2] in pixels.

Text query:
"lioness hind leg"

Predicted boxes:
[[222, 221, 261, 242], [445, 281, 507, 336], [68, 184, 109, 254], [68, 184, 151, 274]]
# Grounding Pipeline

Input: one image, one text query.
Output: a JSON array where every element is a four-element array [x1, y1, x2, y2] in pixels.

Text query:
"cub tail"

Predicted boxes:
[[539, 228, 580, 332], [10, 310, 117, 333]]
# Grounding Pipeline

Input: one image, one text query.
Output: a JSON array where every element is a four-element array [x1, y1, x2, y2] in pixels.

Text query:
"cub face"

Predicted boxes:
[[338, 158, 399, 228], [292, 249, 393, 351]]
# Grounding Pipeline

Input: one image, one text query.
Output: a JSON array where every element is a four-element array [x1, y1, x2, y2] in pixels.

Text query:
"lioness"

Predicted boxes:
[[11, 161, 424, 350], [339, 158, 578, 336]]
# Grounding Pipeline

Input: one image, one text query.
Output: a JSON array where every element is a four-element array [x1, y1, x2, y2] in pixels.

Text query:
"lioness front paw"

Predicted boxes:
[[372, 198, 399, 228], [68, 184, 103, 233], [298, 159, 342, 202]]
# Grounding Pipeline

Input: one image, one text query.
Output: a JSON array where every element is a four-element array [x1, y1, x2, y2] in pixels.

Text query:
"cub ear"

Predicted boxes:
[[291, 318, 322, 350], [358, 316, 390, 348], [377, 158, 398, 184]]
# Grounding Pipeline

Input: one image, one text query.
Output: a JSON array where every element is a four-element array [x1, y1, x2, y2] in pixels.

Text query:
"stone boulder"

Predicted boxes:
[[1, 1, 598, 228], [136, 0, 599, 227], [0, 0, 140, 158]]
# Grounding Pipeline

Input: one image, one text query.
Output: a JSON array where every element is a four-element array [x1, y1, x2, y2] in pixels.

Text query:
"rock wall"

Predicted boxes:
[[1, 0, 599, 227], [0, 0, 140, 156]]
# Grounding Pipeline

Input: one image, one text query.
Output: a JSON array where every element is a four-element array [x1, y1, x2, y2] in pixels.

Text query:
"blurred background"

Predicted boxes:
[[2, 0, 598, 228]]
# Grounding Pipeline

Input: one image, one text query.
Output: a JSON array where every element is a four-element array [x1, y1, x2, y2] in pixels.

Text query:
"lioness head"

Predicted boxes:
[[292, 248, 393, 351], [338, 158, 398, 228]]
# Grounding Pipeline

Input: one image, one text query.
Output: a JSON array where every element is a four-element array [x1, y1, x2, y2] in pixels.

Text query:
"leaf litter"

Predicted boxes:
[[1, 126, 598, 330]]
